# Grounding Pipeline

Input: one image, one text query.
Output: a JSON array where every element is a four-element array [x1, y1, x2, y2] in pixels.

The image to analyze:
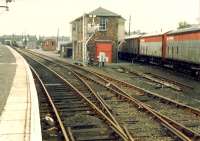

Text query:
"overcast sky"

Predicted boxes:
[[0, 0, 199, 37]]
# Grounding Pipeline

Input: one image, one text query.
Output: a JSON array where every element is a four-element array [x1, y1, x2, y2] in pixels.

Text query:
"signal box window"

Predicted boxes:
[[99, 17, 107, 31]]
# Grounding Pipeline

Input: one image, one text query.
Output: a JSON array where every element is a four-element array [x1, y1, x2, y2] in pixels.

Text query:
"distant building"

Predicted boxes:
[[57, 36, 70, 51], [71, 7, 125, 63], [60, 42, 73, 58], [42, 38, 57, 51]]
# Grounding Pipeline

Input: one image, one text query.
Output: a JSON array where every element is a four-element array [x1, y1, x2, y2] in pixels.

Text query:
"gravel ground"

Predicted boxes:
[[0, 45, 16, 115]]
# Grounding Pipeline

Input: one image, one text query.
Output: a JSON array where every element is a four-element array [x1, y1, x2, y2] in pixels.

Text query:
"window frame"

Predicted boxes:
[[72, 23, 77, 32]]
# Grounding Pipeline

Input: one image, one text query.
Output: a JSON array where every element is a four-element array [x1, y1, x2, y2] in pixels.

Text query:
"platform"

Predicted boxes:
[[0, 45, 42, 141]]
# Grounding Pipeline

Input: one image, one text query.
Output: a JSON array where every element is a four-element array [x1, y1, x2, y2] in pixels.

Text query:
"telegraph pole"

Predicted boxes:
[[199, 0, 200, 24], [128, 15, 131, 36], [82, 13, 85, 65], [57, 28, 59, 51]]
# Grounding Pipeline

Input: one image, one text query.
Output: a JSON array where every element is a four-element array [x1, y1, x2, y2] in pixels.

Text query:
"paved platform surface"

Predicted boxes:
[[0, 45, 42, 141], [0, 45, 16, 114]]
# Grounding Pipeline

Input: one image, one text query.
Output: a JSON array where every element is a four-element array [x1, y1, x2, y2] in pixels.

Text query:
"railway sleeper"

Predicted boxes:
[[58, 108, 91, 113], [64, 123, 98, 130], [75, 135, 118, 141], [53, 97, 84, 102], [72, 128, 111, 134], [55, 104, 88, 109], [50, 95, 83, 99], [50, 94, 85, 97], [61, 112, 95, 117]]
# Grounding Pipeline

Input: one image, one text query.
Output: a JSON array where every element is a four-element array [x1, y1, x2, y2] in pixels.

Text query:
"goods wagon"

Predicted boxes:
[[118, 35, 140, 61], [165, 27, 200, 76], [118, 27, 200, 78], [139, 32, 166, 63], [166, 28, 200, 65]]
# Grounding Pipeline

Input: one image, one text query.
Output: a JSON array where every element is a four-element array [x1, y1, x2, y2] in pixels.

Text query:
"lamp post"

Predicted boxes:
[[82, 13, 85, 66], [82, 14, 98, 66]]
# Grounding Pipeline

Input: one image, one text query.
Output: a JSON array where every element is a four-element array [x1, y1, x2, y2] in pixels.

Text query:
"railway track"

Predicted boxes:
[[74, 70, 185, 141], [87, 70, 200, 135], [17, 49, 200, 141], [19, 49, 181, 140], [32, 66, 71, 141], [143, 72, 193, 90], [21, 53, 129, 141], [106, 66, 200, 109], [66, 65, 200, 140], [119, 66, 193, 91]]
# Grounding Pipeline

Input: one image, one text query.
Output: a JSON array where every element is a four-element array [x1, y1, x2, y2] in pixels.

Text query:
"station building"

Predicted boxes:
[[71, 7, 125, 63], [42, 38, 57, 51]]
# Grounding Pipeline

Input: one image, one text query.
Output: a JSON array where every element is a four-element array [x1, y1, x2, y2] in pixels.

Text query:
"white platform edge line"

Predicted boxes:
[[8, 46, 42, 141]]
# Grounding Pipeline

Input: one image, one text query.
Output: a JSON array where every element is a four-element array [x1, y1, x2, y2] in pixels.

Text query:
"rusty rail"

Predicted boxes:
[[17, 49, 134, 141], [74, 70, 200, 141], [120, 66, 182, 91], [21, 48, 200, 116], [30, 66, 74, 141], [19, 48, 200, 141], [144, 72, 194, 90]]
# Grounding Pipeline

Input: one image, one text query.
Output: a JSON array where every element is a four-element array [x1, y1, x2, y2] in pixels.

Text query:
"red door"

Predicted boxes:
[[96, 43, 112, 63]]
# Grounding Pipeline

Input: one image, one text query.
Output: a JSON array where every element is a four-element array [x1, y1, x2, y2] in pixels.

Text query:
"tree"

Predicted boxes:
[[178, 21, 191, 29], [6, 0, 12, 3]]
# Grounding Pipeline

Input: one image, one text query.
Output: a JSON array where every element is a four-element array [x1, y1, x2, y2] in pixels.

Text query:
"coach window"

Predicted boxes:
[[99, 17, 107, 31]]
